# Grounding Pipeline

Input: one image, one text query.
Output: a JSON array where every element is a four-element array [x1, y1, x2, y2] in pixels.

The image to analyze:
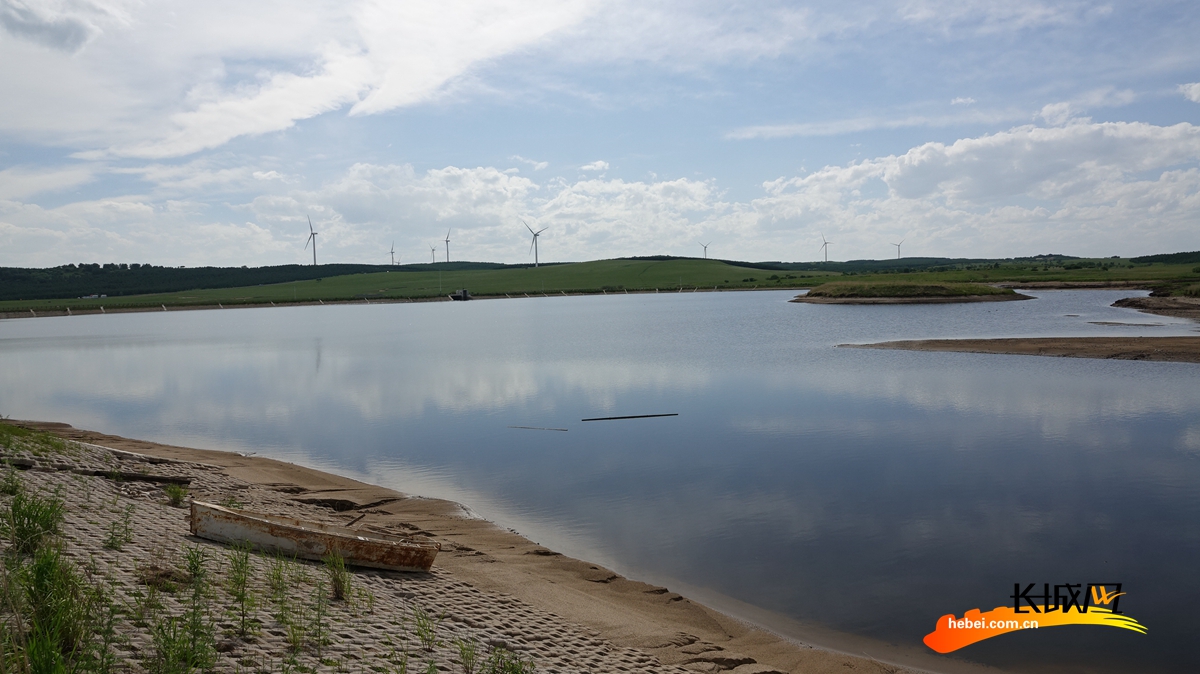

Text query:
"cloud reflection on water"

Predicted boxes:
[[1, 292, 1198, 672]]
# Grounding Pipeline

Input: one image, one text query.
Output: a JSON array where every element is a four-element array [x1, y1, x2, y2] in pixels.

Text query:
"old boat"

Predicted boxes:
[[189, 501, 440, 572]]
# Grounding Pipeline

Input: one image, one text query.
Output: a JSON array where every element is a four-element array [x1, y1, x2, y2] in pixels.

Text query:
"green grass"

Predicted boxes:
[[1, 256, 1199, 314], [806, 282, 1016, 298], [0, 422, 71, 457], [322, 551, 350, 602], [821, 262, 1200, 290], [163, 484, 188, 507], [3, 490, 66, 554], [0, 259, 831, 312]]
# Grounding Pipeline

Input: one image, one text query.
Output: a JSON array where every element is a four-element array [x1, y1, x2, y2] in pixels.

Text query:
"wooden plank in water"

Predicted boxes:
[[580, 414, 678, 422]]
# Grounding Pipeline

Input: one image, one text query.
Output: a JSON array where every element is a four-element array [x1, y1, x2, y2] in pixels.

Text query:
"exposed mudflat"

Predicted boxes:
[[1112, 296, 1200, 321], [842, 336, 1200, 363], [791, 294, 1031, 304]]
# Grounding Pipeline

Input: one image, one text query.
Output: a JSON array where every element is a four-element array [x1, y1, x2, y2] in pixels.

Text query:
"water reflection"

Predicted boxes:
[[1, 291, 1198, 672]]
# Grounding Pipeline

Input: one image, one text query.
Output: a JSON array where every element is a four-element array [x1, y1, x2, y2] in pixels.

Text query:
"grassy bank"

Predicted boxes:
[[805, 282, 1016, 298], [0, 259, 833, 313], [1, 256, 1197, 315]]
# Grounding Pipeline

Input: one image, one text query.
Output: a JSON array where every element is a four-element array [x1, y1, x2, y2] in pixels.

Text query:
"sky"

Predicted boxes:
[[1, 0, 1198, 268]]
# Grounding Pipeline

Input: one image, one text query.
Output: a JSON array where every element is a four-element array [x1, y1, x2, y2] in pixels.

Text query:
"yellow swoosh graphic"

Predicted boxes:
[[924, 605, 1146, 653]]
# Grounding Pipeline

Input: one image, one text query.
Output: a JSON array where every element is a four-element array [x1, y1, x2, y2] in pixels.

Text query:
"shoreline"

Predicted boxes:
[[790, 294, 1031, 304], [840, 336, 1200, 363], [0, 287, 785, 321], [12, 420, 1002, 674]]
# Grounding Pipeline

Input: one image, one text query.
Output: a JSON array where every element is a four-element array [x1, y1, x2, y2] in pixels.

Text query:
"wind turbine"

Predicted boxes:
[[523, 220, 547, 267], [891, 239, 904, 259], [699, 241, 711, 259], [389, 241, 396, 266], [444, 229, 451, 263], [429, 245, 437, 264], [304, 215, 318, 266], [819, 233, 831, 263]]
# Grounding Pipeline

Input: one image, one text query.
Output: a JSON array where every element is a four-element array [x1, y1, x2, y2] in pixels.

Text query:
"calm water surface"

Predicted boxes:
[[2, 290, 1199, 673]]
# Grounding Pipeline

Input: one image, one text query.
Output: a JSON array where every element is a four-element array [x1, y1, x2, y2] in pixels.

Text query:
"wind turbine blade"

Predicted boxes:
[[536, 227, 548, 235], [446, 228, 451, 240], [530, 238, 536, 254], [308, 215, 314, 234]]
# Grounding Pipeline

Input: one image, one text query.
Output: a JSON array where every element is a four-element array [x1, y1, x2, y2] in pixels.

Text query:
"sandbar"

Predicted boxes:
[[791, 294, 1030, 305], [841, 336, 1200, 363]]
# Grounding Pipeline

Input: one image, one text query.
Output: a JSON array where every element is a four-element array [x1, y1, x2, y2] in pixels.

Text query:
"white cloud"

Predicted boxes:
[[1181, 83, 1200, 104], [897, 0, 1101, 34], [545, 0, 820, 69], [728, 109, 1023, 139], [510, 155, 549, 171], [1, 0, 597, 158], [0, 165, 95, 200], [1039, 102, 1076, 126], [4, 120, 1199, 266], [114, 161, 260, 193], [117, 45, 377, 158], [951, 97, 976, 105], [0, 196, 293, 267], [348, 0, 593, 116], [580, 160, 609, 171], [0, 0, 135, 52], [0, 0, 1189, 165], [752, 121, 1200, 257]]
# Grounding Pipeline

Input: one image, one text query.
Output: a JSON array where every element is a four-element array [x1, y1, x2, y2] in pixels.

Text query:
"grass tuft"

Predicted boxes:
[[102, 505, 134, 551], [322, 551, 350, 602], [0, 464, 22, 496], [225, 541, 257, 638], [411, 605, 443, 653], [2, 490, 65, 554], [164, 484, 188, 507]]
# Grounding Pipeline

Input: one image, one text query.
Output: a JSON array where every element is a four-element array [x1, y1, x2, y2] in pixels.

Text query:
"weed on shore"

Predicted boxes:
[[0, 424, 543, 674]]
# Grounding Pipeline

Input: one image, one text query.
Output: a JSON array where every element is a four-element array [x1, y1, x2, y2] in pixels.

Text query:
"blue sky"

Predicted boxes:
[[1, 0, 1198, 267]]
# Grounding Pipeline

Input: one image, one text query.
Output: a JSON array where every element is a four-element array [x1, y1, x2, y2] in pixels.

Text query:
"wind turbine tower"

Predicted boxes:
[[523, 220, 548, 267], [699, 241, 711, 259], [444, 229, 451, 263], [820, 234, 831, 263], [304, 215, 318, 266], [891, 239, 904, 259], [429, 245, 437, 264]]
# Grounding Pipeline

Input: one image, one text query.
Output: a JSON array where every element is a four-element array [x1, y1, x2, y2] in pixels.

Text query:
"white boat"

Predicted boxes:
[[189, 501, 440, 572]]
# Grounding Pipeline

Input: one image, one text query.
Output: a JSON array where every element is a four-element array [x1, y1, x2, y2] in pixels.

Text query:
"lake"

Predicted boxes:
[[2, 289, 1198, 672]]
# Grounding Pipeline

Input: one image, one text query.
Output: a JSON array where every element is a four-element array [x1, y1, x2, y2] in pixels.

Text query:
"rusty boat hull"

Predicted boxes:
[[189, 501, 440, 572]]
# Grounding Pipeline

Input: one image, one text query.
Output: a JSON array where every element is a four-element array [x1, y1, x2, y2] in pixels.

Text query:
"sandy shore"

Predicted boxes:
[[790, 294, 1030, 305], [841, 336, 1200, 363], [4, 421, 1006, 674]]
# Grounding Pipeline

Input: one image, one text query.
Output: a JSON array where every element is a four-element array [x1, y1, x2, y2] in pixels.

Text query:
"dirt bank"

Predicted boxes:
[[1111, 296, 1200, 321]]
